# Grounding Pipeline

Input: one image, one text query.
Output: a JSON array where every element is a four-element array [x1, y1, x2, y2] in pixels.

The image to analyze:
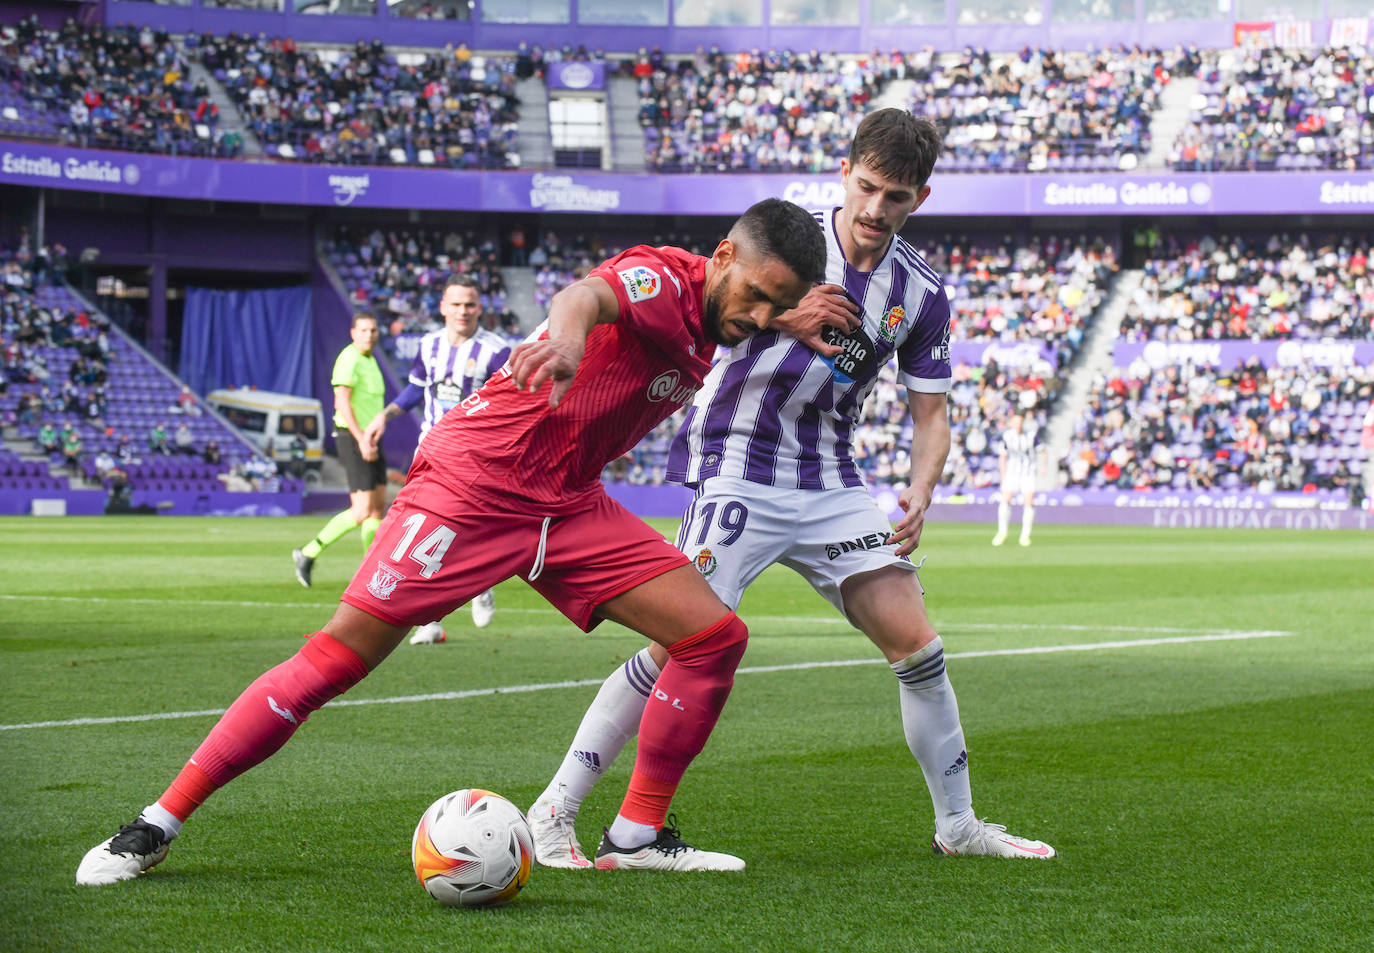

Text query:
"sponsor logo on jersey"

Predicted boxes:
[[819, 325, 878, 385], [647, 369, 697, 404], [435, 377, 464, 405], [694, 547, 718, 577], [879, 305, 905, 343], [618, 265, 661, 302], [824, 531, 893, 561], [366, 561, 406, 600]]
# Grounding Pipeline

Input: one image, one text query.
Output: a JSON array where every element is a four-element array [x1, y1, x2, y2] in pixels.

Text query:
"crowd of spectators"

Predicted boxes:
[[325, 226, 522, 353], [2, 239, 288, 498], [195, 34, 520, 167], [1170, 46, 1374, 172], [919, 234, 1117, 489], [0, 18, 242, 158], [909, 44, 1188, 173], [1061, 357, 1371, 504], [1120, 233, 1373, 342], [635, 45, 893, 173]]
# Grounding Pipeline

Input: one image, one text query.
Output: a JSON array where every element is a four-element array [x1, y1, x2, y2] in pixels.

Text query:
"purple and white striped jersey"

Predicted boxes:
[[666, 207, 952, 490], [408, 327, 511, 435]]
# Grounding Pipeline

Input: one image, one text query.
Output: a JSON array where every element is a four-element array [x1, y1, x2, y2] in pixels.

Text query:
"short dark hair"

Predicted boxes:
[[351, 311, 378, 328], [848, 108, 942, 188], [729, 198, 827, 285], [443, 274, 481, 294]]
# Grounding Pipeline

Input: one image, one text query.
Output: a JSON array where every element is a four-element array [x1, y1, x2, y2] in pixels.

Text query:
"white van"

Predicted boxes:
[[205, 388, 325, 469]]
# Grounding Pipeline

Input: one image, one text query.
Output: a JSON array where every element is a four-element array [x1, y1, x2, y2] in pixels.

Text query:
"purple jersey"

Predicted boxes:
[[407, 327, 511, 435], [668, 206, 952, 490]]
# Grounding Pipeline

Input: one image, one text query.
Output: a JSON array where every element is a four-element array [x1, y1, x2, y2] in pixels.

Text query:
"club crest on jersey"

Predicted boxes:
[[694, 548, 718, 578], [464, 357, 478, 376], [879, 305, 905, 343], [618, 265, 661, 302], [366, 561, 406, 600]]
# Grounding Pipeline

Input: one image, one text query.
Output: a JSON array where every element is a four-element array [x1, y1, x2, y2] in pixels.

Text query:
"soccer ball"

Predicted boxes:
[[411, 789, 533, 908]]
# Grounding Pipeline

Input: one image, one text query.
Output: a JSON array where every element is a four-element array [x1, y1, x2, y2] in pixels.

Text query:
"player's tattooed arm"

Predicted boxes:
[[768, 283, 860, 357], [891, 389, 951, 556], [511, 276, 620, 408]]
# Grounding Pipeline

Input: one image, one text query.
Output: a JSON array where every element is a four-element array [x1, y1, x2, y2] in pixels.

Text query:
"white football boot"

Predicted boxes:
[[76, 819, 171, 885], [409, 622, 447, 645], [470, 590, 496, 628], [594, 817, 744, 871], [527, 796, 592, 869], [991, 531, 1007, 547], [932, 819, 1055, 859]]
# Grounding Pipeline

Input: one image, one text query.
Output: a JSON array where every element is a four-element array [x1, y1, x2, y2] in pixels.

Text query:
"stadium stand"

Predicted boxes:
[[324, 226, 523, 347], [193, 34, 520, 167], [909, 45, 1186, 173], [635, 47, 891, 173], [1063, 230, 1373, 499], [1170, 46, 1374, 172], [928, 234, 1117, 490], [1120, 233, 1372, 342], [1062, 357, 1372, 502], [1, 242, 297, 498], [0, 18, 242, 158]]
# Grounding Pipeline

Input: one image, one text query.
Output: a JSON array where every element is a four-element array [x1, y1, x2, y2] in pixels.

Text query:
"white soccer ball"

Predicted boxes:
[[411, 788, 534, 908]]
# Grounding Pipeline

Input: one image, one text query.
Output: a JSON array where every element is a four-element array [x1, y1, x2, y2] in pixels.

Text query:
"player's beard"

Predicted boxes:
[[702, 278, 731, 346]]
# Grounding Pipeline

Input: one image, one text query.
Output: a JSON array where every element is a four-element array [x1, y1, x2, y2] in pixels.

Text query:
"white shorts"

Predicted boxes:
[[674, 476, 920, 618], [1001, 465, 1037, 498]]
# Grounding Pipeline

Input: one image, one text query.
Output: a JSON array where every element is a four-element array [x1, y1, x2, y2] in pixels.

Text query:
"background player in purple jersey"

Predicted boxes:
[[530, 108, 1056, 867], [362, 275, 511, 636], [992, 413, 1045, 548]]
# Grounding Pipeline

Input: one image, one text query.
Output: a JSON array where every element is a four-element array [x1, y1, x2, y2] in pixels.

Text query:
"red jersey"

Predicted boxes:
[[418, 245, 714, 513]]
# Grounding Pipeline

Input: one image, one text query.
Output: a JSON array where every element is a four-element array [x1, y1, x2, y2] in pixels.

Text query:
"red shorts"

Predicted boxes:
[[341, 459, 689, 631]]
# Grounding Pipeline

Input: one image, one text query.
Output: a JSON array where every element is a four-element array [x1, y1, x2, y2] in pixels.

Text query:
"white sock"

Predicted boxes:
[[536, 646, 660, 815], [141, 802, 182, 841], [891, 637, 976, 843], [996, 501, 1010, 536], [1021, 503, 1035, 538], [607, 815, 658, 849]]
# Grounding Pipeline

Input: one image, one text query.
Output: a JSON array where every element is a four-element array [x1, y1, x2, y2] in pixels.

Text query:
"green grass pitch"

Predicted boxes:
[[1, 516, 1371, 953]]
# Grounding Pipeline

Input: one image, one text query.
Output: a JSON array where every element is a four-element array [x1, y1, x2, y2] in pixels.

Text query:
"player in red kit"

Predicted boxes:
[[76, 198, 828, 885]]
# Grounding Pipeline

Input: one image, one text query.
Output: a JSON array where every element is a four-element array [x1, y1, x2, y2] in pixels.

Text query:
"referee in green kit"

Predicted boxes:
[[292, 312, 387, 587]]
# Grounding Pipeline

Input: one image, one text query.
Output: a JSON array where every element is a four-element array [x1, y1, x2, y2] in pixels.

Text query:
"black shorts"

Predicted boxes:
[[335, 429, 387, 493]]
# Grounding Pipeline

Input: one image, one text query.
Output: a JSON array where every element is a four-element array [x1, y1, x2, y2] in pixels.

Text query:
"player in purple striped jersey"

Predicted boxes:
[[529, 108, 1055, 866], [362, 275, 511, 637], [992, 413, 1044, 548]]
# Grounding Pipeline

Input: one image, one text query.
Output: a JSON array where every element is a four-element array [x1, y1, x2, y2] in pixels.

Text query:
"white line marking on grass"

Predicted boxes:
[[0, 595, 1291, 639], [0, 630, 1294, 733]]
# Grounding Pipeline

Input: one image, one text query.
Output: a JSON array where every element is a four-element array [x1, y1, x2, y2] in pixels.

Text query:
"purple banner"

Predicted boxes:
[[950, 340, 1057, 369], [1112, 340, 1374, 370], [0, 488, 303, 517], [926, 501, 1374, 531], [547, 61, 606, 91], [4, 140, 1374, 217]]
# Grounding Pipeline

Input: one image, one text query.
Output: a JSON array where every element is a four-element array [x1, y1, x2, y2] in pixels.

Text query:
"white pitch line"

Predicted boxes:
[[0, 630, 1294, 733], [0, 595, 1281, 638]]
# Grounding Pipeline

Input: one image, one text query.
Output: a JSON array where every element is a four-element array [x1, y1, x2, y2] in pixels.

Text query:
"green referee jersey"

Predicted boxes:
[[331, 343, 385, 429]]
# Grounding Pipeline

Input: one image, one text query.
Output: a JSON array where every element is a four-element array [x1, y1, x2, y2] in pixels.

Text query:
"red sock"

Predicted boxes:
[[156, 632, 370, 821], [618, 613, 748, 828]]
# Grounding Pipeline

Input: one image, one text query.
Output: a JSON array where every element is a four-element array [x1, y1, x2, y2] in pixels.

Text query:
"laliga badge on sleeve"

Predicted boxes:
[[618, 266, 661, 303]]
